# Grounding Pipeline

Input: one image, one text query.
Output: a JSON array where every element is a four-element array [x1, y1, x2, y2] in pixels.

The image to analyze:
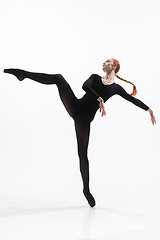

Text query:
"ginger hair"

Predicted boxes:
[[112, 58, 137, 97]]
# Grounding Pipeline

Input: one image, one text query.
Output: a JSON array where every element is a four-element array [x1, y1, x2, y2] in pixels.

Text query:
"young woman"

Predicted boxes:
[[4, 58, 156, 207]]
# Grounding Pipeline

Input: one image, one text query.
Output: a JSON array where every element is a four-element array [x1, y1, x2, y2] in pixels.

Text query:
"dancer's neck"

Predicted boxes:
[[102, 71, 115, 85]]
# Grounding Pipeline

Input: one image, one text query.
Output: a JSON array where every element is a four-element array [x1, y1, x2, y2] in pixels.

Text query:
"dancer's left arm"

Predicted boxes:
[[147, 108, 156, 125], [117, 84, 156, 125]]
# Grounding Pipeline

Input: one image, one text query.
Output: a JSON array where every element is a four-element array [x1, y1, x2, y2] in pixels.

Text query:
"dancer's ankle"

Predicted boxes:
[[83, 189, 96, 207]]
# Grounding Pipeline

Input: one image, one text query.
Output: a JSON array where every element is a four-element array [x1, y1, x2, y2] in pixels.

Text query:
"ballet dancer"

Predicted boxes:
[[4, 58, 156, 207]]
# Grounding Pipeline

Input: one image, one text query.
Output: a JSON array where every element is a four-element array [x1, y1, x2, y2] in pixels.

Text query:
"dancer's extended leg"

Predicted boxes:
[[74, 121, 96, 207], [4, 68, 95, 207], [4, 69, 77, 118]]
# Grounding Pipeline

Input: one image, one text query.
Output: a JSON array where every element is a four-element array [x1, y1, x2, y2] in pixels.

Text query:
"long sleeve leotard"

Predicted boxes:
[[4, 68, 149, 124], [75, 74, 149, 122], [4, 68, 151, 207]]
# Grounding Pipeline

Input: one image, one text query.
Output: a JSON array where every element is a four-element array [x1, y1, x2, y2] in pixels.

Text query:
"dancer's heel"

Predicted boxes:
[[4, 68, 26, 81], [83, 189, 96, 207]]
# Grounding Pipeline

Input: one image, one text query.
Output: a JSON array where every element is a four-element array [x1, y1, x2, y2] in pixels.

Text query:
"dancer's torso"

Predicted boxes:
[[73, 74, 149, 123]]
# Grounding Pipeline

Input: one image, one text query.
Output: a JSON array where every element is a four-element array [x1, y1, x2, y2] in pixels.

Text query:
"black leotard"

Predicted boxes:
[[73, 74, 149, 123], [4, 68, 150, 207]]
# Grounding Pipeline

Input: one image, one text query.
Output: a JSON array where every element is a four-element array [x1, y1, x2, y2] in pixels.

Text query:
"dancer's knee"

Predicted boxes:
[[53, 74, 68, 86], [54, 74, 64, 79], [54, 74, 65, 81], [78, 149, 88, 162]]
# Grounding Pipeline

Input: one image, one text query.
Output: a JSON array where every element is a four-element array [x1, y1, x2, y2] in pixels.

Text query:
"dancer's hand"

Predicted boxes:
[[148, 108, 156, 125], [97, 97, 106, 117]]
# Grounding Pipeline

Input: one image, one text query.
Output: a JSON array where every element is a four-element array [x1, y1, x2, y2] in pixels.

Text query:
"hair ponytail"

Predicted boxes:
[[115, 74, 137, 97], [112, 58, 137, 97]]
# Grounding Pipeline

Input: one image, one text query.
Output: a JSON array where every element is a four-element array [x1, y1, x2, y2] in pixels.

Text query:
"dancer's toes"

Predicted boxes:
[[83, 189, 96, 207], [4, 68, 25, 81]]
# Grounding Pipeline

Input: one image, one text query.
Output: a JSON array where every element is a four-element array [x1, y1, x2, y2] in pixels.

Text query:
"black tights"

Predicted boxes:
[[4, 68, 95, 207]]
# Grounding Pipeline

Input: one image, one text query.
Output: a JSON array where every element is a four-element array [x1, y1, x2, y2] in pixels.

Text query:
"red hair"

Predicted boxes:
[[112, 58, 120, 74], [112, 58, 137, 97]]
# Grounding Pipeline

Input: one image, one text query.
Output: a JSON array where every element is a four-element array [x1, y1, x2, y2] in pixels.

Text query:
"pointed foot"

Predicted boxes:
[[4, 68, 25, 81], [83, 189, 96, 207]]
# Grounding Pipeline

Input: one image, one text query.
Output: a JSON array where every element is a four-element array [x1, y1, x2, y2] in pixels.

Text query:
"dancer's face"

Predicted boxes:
[[102, 58, 115, 73]]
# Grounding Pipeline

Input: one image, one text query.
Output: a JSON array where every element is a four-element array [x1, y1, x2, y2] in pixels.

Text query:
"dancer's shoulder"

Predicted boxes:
[[89, 73, 101, 79]]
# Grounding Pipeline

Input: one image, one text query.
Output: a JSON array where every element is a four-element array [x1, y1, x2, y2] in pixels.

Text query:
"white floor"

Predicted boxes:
[[1, 194, 160, 240]]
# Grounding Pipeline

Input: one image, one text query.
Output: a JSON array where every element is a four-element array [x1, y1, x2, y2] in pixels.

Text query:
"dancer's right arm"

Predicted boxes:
[[83, 74, 106, 116], [82, 74, 100, 99], [97, 97, 106, 117]]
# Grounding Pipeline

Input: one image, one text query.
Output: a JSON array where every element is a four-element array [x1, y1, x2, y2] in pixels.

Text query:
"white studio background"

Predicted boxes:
[[0, 0, 160, 216]]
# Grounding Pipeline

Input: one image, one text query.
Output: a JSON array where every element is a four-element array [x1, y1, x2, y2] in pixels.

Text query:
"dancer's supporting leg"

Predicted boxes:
[[4, 68, 96, 207], [4, 69, 76, 118], [74, 121, 96, 207]]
